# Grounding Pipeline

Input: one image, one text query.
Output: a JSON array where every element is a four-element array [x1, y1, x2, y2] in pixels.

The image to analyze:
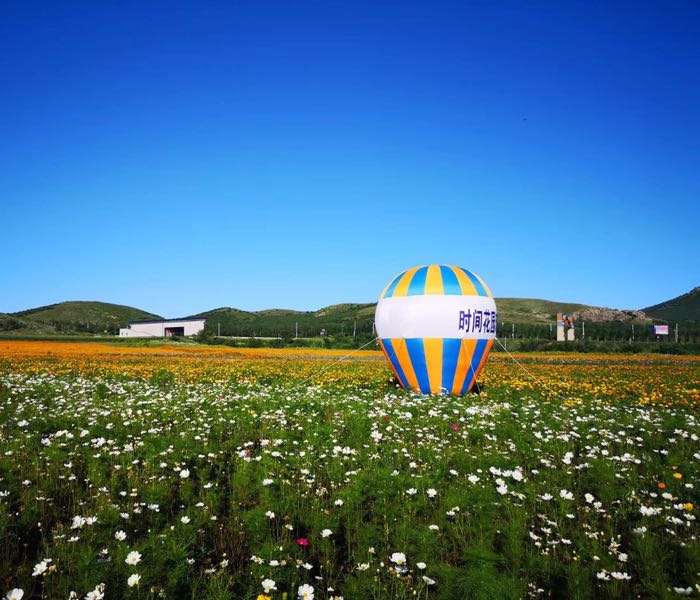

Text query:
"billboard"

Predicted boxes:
[[653, 325, 669, 335]]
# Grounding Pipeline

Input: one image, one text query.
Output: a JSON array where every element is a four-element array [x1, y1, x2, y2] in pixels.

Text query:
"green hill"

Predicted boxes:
[[6, 290, 695, 340], [644, 287, 700, 322], [9, 301, 162, 335], [494, 298, 592, 323], [193, 303, 376, 338], [194, 298, 598, 338]]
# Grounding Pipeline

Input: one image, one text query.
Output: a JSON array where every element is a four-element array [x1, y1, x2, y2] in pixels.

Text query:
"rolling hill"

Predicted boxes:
[[643, 287, 700, 322], [4, 288, 696, 338], [193, 298, 646, 338], [193, 303, 377, 338], [494, 298, 592, 323], [6, 301, 162, 334]]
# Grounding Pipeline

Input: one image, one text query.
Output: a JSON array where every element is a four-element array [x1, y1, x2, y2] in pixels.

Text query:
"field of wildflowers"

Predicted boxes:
[[0, 341, 698, 599]]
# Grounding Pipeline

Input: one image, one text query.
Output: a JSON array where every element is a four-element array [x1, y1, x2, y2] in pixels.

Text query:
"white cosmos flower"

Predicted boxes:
[[5, 589, 23, 600], [297, 583, 315, 599], [596, 571, 610, 581], [426, 488, 437, 498], [127, 574, 140, 587], [321, 528, 332, 538], [468, 475, 480, 484], [334, 499, 344, 506], [181, 516, 191, 524], [610, 572, 631, 581], [85, 584, 104, 600], [559, 490, 574, 500], [673, 587, 693, 595], [179, 469, 190, 479], [114, 530, 126, 541], [125, 551, 142, 565], [262, 479, 274, 486], [32, 560, 50, 577], [406, 488, 417, 495], [262, 579, 277, 593], [416, 562, 426, 569], [390, 552, 406, 565]]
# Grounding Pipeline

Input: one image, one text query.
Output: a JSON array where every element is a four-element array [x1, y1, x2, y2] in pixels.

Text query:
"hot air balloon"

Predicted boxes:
[[375, 265, 497, 395]]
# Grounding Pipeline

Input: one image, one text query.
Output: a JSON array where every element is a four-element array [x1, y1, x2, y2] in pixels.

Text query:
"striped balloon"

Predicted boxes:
[[375, 265, 497, 395]]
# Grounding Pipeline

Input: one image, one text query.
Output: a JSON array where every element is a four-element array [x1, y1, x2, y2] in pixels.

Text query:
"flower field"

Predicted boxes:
[[0, 342, 699, 599]]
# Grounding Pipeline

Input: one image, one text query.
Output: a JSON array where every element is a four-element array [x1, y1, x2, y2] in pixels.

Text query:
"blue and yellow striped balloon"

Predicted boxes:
[[375, 265, 497, 395]]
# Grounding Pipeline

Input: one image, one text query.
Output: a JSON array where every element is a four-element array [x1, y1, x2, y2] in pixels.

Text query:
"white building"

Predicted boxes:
[[119, 317, 207, 338]]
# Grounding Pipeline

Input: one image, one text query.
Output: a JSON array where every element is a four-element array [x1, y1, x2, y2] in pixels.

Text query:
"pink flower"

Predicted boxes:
[[296, 537, 309, 547], [451, 423, 460, 431]]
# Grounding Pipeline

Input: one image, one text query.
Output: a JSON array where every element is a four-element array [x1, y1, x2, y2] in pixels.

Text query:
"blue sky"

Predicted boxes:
[[1, 1, 698, 317]]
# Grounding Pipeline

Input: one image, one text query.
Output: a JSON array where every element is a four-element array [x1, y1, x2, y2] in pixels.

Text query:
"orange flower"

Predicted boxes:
[[658, 482, 666, 489]]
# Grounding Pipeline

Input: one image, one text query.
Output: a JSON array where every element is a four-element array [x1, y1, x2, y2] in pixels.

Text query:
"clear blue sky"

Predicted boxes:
[[1, 1, 698, 317]]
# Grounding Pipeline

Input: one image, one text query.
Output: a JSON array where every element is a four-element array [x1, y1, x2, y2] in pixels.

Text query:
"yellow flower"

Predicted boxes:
[[684, 503, 693, 511], [673, 472, 683, 479], [257, 595, 272, 600]]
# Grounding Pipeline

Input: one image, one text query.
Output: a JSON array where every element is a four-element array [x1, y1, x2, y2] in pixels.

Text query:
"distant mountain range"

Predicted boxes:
[[1, 287, 697, 336]]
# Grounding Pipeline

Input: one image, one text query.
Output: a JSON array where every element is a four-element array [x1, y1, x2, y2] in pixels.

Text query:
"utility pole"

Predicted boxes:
[[632, 323, 635, 342], [295, 322, 298, 339], [353, 320, 357, 338], [512, 323, 515, 339], [582, 321, 585, 340], [217, 322, 220, 337], [675, 322, 679, 343]]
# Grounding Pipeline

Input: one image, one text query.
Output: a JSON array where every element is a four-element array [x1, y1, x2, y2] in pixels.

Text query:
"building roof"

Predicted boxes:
[[128, 317, 208, 325]]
